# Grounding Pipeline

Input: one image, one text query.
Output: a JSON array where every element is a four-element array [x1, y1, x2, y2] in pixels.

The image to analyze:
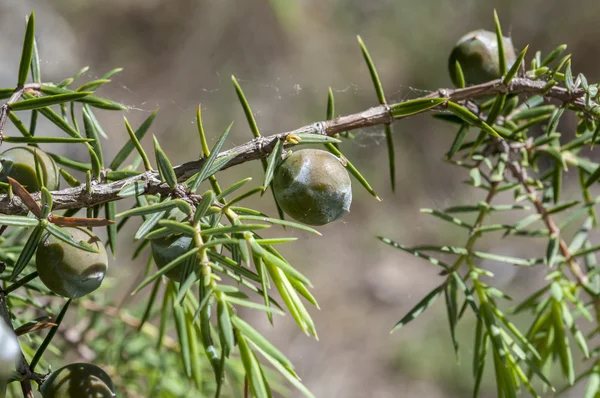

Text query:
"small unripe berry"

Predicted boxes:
[[273, 149, 352, 226], [40, 362, 116, 398], [150, 234, 192, 281], [0, 321, 19, 381], [448, 29, 517, 86], [0, 146, 59, 191], [36, 227, 108, 299]]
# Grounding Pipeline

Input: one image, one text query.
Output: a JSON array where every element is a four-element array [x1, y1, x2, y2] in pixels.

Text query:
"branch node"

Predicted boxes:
[[313, 121, 326, 136], [438, 88, 450, 99]]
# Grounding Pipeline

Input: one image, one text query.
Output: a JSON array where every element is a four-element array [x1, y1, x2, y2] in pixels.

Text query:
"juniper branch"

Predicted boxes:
[[503, 141, 600, 324], [503, 142, 589, 287], [0, 77, 597, 216]]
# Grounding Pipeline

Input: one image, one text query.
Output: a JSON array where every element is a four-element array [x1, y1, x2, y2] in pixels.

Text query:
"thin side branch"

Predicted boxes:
[[504, 143, 589, 285], [0, 78, 596, 216], [0, 83, 42, 140]]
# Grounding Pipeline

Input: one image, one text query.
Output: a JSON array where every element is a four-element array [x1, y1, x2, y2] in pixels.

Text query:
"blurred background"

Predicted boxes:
[[2, 0, 600, 397]]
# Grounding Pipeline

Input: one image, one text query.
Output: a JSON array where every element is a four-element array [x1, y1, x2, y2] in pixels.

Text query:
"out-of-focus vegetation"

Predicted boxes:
[[2, 1, 600, 396]]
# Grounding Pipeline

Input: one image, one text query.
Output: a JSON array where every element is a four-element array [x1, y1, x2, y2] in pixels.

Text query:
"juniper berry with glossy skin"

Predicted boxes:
[[0, 146, 59, 192], [40, 362, 115, 398], [150, 234, 193, 282], [36, 227, 108, 299], [273, 149, 352, 226], [448, 29, 517, 86]]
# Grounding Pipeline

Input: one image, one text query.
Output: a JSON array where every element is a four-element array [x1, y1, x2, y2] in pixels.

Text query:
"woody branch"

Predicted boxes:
[[0, 77, 596, 216]]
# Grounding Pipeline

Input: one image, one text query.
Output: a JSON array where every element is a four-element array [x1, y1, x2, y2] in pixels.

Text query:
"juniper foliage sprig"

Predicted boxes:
[[2, 8, 600, 398], [380, 13, 600, 398]]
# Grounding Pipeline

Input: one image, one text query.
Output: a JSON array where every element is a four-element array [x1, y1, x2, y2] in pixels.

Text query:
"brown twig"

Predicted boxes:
[[0, 78, 596, 216], [426, 78, 594, 114]]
